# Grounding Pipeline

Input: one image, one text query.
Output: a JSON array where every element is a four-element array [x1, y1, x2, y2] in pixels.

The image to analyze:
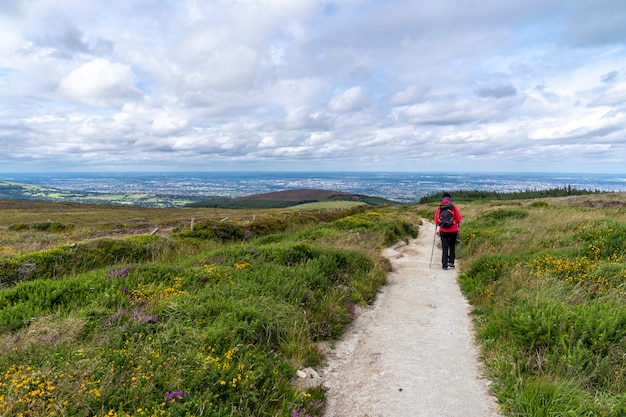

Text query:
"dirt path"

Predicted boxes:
[[319, 221, 502, 417]]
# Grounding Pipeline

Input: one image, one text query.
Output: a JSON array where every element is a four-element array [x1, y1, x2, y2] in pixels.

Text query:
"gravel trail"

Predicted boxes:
[[320, 221, 503, 417]]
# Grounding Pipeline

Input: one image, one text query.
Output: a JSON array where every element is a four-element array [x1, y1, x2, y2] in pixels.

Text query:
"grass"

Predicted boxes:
[[450, 192, 626, 416], [3, 192, 626, 416], [287, 201, 367, 210], [0, 202, 418, 417]]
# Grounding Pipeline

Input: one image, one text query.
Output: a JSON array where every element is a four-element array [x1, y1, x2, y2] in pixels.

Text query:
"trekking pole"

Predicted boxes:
[[458, 225, 462, 260], [429, 224, 438, 268]]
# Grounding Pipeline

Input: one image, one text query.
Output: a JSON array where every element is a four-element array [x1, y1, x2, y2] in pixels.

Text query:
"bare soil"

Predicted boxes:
[[317, 221, 503, 417]]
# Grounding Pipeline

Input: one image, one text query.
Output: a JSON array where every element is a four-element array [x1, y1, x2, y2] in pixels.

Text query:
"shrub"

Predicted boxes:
[[330, 212, 418, 245], [0, 235, 171, 287], [8, 222, 74, 232], [245, 216, 290, 237], [478, 208, 529, 225], [32, 222, 74, 232]]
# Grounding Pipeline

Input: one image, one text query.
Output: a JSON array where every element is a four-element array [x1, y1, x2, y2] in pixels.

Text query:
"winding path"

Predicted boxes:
[[321, 221, 502, 417]]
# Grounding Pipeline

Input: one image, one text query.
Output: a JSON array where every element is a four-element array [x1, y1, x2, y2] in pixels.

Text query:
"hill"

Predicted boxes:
[[186, 188, 402, 208]]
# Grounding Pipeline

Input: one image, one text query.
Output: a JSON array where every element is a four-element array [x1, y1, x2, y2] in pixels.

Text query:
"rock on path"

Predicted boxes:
[[321, 221, 502, 417]]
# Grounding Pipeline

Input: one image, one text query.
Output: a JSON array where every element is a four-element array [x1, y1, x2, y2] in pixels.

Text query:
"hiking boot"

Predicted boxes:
[[448, 263, 455, 269], [442, 265, 448, 270]]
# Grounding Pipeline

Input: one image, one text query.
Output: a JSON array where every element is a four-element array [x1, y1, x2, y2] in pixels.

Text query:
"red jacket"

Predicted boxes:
[[434, 199, 462, 232]]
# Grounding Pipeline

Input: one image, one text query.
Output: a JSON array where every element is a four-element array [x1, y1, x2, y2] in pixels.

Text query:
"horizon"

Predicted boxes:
[[2, 170, 626, 176]]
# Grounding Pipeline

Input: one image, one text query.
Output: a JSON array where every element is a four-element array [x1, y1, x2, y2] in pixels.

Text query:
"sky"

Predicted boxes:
[[1, 0, 625, 173]]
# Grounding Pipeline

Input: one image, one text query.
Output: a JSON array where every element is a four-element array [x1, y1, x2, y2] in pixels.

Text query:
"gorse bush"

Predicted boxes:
[[457, 196, 626, 416], [0, 206, 414, 416]]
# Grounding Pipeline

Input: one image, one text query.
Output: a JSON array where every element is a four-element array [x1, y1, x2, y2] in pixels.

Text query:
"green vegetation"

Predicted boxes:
[[0, 234, 171, 287], [2, 189, 625, 416], [0, 203, 417, 417], [419, 186, 608, 203], [456, 192, 626, 416]]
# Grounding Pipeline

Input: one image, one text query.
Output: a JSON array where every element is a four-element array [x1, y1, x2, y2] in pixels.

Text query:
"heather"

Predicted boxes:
[[2, 191, 626, 416], [0, 205, 417, 417]]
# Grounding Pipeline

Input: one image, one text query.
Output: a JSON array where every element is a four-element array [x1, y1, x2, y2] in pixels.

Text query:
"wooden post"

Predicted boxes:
[[191, 218, 195, 231]]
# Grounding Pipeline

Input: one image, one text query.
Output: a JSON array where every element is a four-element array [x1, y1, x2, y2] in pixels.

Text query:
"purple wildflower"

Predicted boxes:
[[137, 314, 159, 324], [291, 406, 312, 417], [107, 267, 130, 278], [132, 307, 159, 324], [165, 390, 184, 401], [103, 308, 126, 329], [345, 300, 357, 318]]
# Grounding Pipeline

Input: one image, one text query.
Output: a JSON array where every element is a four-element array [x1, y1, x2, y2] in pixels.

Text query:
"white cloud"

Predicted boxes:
[[590, 81, 626, 107], [58, 58, 140, 107], [259, 136, 277, 148], [0, 0, 625, 172], [328, 87, 371, 113], [151, 114, 189, 136], [404, 95, 525, 125], [389, 86, 429, 107]]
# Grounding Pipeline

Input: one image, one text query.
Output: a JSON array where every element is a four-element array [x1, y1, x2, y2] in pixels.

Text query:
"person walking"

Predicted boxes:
[[435, 192, 462, 270]]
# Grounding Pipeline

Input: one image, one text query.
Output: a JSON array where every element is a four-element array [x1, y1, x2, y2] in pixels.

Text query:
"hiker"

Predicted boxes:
[[435, 192, 462, 270]]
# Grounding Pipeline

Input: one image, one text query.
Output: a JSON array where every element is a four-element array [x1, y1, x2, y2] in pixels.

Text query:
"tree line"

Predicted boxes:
[[418, 186, 609, 204]]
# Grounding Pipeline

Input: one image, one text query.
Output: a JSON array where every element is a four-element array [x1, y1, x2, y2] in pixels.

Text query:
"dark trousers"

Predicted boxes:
[[440, 231, 458, 267]]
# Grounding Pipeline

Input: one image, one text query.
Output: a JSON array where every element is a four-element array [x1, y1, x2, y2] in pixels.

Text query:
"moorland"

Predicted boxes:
[[0, 190, 625, 416]]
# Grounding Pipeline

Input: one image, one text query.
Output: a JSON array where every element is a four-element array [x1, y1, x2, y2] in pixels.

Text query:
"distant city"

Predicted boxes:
[[1, 172, 625, 205]]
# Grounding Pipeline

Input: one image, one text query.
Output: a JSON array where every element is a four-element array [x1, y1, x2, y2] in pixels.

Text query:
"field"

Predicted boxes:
[[1, 192, 626, 416]]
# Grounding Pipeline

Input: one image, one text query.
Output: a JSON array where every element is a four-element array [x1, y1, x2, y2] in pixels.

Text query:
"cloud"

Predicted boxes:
[[475, 83, 518, 99], [328, 87, 371, 113], [285, 107, 331, 130], [0, 0, 625, 173], [404, 95, 524, 125], [151, 115, 189, 137], [601, 71, 619, 84], [590, 81, 626, 107], [58, 58, 140, 107], [389, 85, 430, 106]]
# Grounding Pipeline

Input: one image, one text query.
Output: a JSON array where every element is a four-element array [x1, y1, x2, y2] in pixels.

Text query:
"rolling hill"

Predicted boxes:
[[185, 188, 403, 208]]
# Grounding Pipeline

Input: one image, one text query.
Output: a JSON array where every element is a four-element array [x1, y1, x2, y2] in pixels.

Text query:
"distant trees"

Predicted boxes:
[[418, 187, 607, 204]]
